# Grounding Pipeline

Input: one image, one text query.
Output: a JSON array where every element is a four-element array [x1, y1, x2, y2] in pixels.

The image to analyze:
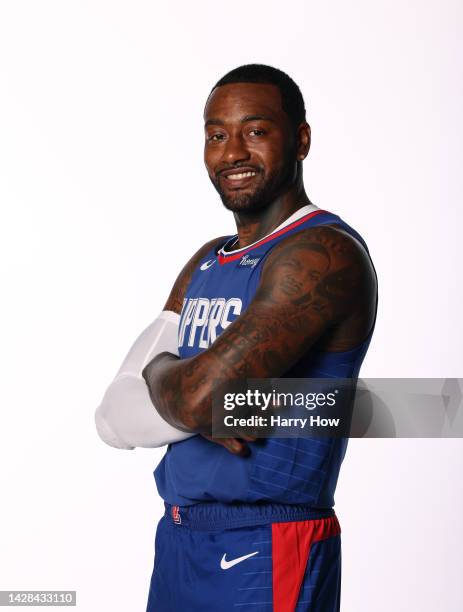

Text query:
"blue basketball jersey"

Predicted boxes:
[[154, 205, 376, 507]]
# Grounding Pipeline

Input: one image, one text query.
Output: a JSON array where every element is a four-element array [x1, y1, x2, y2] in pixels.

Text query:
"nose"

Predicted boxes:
[[222, 132, 250, 165]]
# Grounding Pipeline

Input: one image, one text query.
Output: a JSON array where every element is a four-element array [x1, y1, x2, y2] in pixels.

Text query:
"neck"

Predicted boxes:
[[233, 180, 311, 249]]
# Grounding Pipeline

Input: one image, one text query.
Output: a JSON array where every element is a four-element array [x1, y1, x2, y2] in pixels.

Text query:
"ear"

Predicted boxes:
[[296, 122, 311, 160]]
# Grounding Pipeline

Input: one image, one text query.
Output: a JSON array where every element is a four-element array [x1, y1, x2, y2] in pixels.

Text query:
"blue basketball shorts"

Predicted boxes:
[[145, 502, 341, 612]]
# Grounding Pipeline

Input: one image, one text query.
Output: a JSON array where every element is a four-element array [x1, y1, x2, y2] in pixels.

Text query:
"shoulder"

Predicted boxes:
[[262, 224, 375, 281], [268, 222, 368, 261], [258, 224, 377, 319], [163, 235, 229, 313]]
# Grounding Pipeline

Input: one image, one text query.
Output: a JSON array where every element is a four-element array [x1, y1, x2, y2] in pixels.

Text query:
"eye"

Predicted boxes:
[[249, 128, 265, 136], [207, 133, 225, 142]]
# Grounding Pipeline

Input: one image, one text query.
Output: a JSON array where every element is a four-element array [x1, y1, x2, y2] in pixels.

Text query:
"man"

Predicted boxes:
[[95, 64, 377, 611]]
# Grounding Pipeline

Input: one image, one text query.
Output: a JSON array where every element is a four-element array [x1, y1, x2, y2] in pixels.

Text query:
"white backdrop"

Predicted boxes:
[[1, 1, 462, 610]]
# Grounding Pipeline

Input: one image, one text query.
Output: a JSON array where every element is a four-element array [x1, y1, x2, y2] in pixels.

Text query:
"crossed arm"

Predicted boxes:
[[142, 225, 377, 453]]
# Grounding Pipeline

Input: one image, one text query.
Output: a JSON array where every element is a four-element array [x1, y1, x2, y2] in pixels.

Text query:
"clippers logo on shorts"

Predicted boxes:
[[179, 297, 242, 349], [171, 505, 181, 524]]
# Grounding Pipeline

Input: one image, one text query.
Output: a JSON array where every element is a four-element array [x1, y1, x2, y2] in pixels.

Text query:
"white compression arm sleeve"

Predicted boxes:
[[95, 310, 194, 450]]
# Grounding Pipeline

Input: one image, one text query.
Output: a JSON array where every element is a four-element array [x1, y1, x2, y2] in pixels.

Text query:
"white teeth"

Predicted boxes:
[[227, 171, 257, 180]]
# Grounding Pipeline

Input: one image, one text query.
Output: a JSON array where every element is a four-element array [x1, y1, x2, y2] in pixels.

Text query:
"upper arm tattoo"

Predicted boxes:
[[206, 226, 374, 378]]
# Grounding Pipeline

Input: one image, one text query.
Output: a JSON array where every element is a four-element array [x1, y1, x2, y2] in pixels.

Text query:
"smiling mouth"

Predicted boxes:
[[224, 171, 257, 181], [219, 169, 260, 189]]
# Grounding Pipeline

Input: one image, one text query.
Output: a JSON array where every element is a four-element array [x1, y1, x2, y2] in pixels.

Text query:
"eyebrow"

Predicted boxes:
[[204, 114, 276, 127]]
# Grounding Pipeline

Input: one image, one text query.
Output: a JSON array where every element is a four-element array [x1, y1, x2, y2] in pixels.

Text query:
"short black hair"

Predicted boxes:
[[209, 64, 306, 130]]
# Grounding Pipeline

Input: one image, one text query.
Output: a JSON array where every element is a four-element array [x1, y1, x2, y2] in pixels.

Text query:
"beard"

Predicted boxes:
[[210, 156, 296, 213]]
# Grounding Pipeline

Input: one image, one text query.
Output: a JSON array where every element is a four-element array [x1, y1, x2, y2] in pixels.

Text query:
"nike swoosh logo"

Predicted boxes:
[[200, 259, 215, 271], [220, 551, 259, 570]]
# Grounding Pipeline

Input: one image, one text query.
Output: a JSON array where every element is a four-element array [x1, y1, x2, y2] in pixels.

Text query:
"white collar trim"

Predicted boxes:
[[219, 203, 320, 255]]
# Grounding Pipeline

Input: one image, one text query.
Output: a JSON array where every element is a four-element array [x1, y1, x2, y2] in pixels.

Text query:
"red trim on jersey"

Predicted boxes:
[[217, 209, 328, 264], [272, 515, 341, 612]]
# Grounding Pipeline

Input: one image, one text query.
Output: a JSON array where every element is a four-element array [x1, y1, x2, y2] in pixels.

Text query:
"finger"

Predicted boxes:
[[239, 433, 257, 442], [201, 434, 250, 456], [223, 438, 250, 456]]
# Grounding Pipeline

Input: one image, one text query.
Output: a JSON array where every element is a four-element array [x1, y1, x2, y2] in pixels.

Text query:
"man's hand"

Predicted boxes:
[[201, 433, 257, 456], [141, 352, 258, 454]]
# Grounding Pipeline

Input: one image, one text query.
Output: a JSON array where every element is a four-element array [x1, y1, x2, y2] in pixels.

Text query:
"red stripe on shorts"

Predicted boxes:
[[272, 515, 341, 612]]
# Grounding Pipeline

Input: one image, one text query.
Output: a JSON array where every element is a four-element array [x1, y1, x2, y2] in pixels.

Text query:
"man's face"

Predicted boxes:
[[204, 83, 297, 213]]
